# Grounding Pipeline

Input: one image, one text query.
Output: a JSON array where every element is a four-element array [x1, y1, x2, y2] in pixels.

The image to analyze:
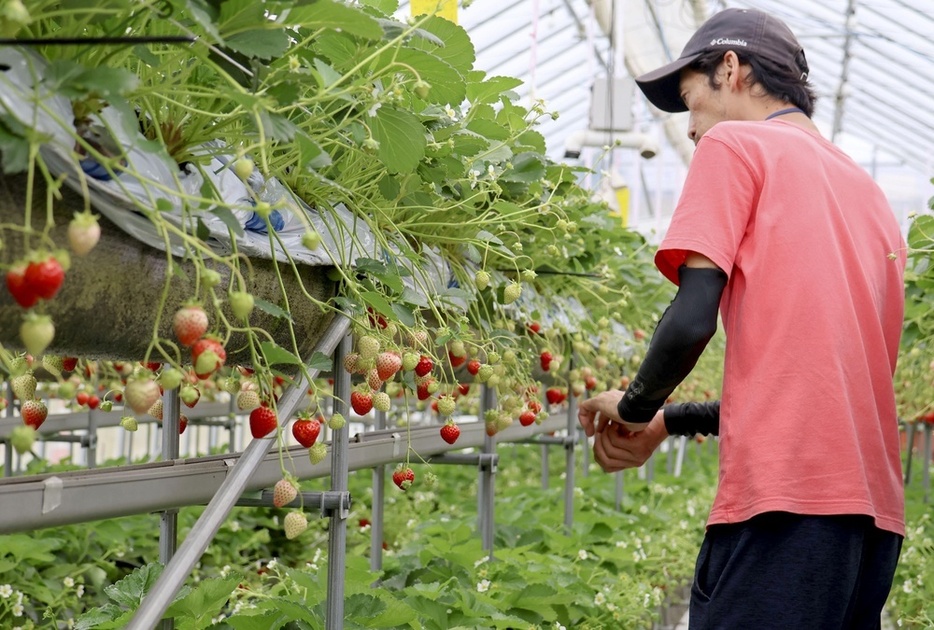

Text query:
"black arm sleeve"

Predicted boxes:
[[617, 265, 727, 424], [664, 401, 721, 436]]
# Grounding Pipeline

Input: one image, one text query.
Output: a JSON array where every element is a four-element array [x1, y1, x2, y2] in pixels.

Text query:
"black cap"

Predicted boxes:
[[635, 8, 807, 113]]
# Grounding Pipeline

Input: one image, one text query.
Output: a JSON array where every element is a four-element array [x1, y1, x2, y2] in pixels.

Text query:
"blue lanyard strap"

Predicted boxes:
[[766, 107, 805, 120]]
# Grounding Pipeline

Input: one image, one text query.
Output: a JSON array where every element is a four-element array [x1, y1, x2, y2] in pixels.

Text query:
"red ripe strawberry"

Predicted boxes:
[[375, 351, 402, 381], [457, 383, 470, 396], [173, 304, 208, 347], [87, 395, 100, 410], [546, 387, 566, 405], [179, 414, 189, 434], [76, 391, 90, 406], [62, 356, 78, 372], [584, 375, 597, 391], [22, 399, 48, 430], [24, 256, 65, 300], [519, 411, 536, 427], [180, 385, 201, 408], [392, 466, 415, 490], [440, 421, 460, 444], [449, 351, 466, 368], [5, 263, 38, 308], [350, 389, 373, 415], [466, 360, 481, 376], [416, 382, 431, 401], [191, 337, 226, 379], [527, 399, 542, 414], [292, 417, 321, 447], [273, 478, 298, 508], [414, 355, 433, 377], [540, 351, 553, 371], [249, 405, 278, 438], [527, 321, 541, 334]]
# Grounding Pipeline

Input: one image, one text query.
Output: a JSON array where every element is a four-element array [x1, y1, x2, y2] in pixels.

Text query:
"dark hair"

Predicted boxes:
[[689, 49, 817, 117]]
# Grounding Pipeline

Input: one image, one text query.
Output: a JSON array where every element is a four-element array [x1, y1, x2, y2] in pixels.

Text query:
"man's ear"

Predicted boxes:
[[721, 51, 743, 91]]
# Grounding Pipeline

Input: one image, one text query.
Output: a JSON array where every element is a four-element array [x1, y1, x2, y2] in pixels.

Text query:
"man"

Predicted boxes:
[[577, 8, 906, 629]]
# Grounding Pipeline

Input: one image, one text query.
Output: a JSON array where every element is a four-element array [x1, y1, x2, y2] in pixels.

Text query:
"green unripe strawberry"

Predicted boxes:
[[158, 367, 183, 390], [362, 137, 380, 153], [302, 230, 321, 250], [20, 314, 55, 357], [503, 282, 522, 304], [308, 442, 327, 465], [10, 425, 35, 454], [413, 80, 431, 99], [100, 400, 113, 412], [232, 157, 254, 180], [120, 416, 139, 431], [476, 364, 494, 383], [437, 395, 456, 416], [402, 352, 419, 372], [254, 202, 272, 219], [229, 291, 254, 321], [328, 413, 346, 430], [475, 270, 490, 291], [487, 351, 500, 365], [202, 269, 222, 287]]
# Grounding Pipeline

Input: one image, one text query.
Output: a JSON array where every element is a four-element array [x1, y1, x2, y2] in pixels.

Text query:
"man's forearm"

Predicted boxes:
[[664, 401, 720, 436], [617, 265, 727, 424]]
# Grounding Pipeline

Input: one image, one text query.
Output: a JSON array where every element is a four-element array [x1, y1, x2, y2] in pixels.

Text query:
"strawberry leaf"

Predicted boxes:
[[226, 28, 290, 60], [260, 342, 303, 366], [103, 562, 164, 608], [284, 0, 384, 40], [500, 152, 546, 183], [306, 351, 333, 373], [253, 298, 293, 321], [466, 74, 523, 106], [210, 206, 246, 237], [369, 106, 427, 174], [0, 115, 30, 174], [165, 575, 241, 624]]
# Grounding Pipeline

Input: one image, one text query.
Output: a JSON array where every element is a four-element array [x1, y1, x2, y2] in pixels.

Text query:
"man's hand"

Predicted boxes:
[[578, 390, 650, 436], [591, 409, 669, 473]]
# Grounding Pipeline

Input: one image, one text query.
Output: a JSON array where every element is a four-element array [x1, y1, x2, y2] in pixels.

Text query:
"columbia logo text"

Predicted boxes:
[[710, 37, 748, 46]]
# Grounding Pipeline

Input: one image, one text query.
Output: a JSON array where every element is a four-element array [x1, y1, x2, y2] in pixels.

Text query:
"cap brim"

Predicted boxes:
[[634, 53, 702, 113]]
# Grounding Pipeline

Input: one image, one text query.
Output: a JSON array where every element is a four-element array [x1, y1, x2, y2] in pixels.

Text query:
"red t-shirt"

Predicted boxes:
[[656, 120, 907, 536]]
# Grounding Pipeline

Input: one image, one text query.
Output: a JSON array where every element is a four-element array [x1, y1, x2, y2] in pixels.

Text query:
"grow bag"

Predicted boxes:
[[0, 168, 338, 363]]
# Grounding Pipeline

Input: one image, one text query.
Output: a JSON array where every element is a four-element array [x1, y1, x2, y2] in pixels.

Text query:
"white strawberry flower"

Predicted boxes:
[[63, 577, 74, 588], [476, 579, 491, 593], [12, 603, 23, 617], [0, 584, 11, 598], [577, 549, 588, 561], [75, 585, 84, 597], [593, 592, 606, 607]]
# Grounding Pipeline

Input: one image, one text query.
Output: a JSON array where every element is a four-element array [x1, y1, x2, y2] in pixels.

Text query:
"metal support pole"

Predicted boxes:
[[540, 390, 549, 490], [129, 314, 350, 630], [922, 423, 932, 504], [579, 427, 589, 478], [479, 385, 496, 554], [614, 471, 624, 511], [903, 422, 914, 486], [370, 408, 387, 574], [674, 436, 687, 477], [86, 408, 100, 469], [159, 387, 180, 630], [5, 382, 14, 477], [326, 333, 352, 630], [563, 394, 577, 531], [666, 437, 675, 475]]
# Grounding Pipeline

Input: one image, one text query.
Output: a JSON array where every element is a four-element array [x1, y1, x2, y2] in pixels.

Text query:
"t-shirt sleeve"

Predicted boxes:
[[655, 134, 760, 285]]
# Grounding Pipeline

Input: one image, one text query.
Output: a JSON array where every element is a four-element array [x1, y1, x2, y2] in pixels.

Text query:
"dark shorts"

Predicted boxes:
[[689, 512, 903, 630]]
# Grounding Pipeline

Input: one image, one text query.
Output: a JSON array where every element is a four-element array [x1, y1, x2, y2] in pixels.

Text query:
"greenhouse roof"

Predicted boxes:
[[431, 0, 934, 176]]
